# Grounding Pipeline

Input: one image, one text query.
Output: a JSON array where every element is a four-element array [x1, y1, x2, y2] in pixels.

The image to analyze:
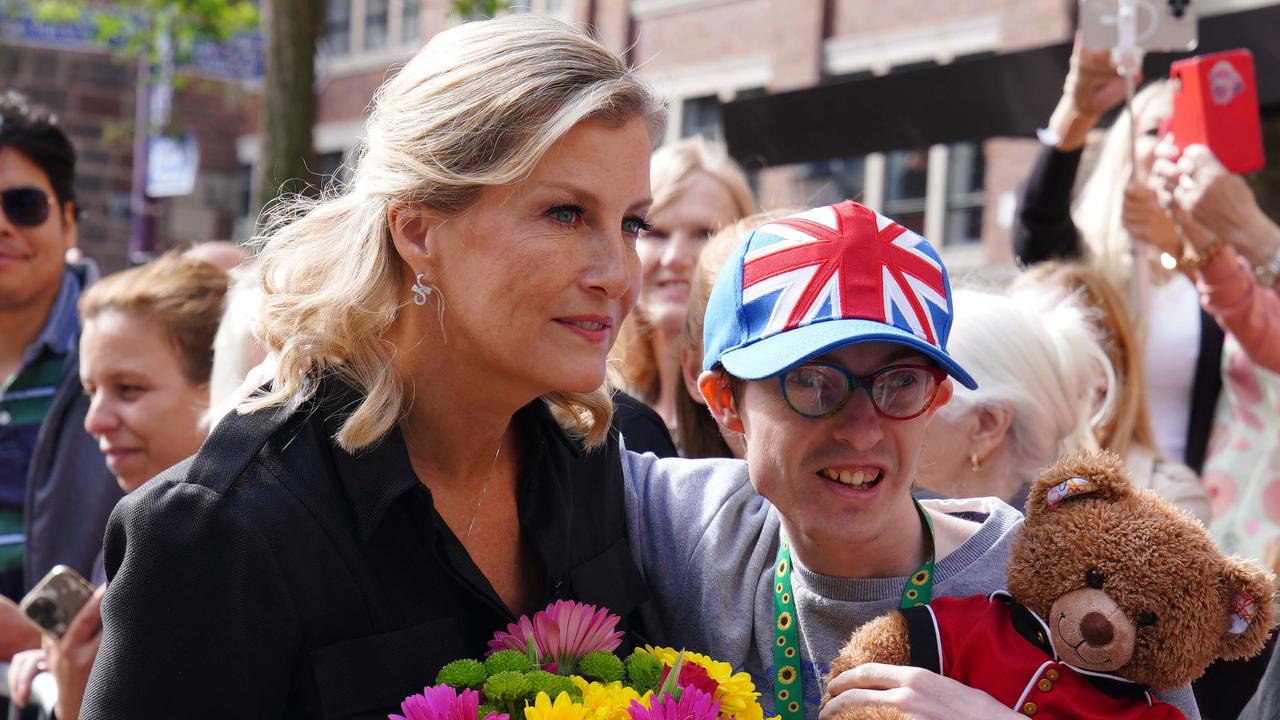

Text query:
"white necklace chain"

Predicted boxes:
[[463, 436, 504, 545]]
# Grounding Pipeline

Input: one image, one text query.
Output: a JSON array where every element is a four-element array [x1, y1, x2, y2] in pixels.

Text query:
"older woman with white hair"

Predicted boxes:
[[916, 289, 1109, 507], [80, 16, 664, 718]]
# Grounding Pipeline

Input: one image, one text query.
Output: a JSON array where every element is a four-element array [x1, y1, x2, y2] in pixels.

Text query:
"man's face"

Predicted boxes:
[[0, 147, 76, 312], [715, 342, 951, 553]]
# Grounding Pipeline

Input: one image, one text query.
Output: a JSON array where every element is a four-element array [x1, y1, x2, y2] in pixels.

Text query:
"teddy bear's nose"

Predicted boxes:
[[1080, 611, 1115, 646]]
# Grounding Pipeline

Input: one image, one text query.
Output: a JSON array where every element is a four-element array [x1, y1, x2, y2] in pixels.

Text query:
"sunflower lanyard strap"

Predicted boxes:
[[771, 498, 935, 720]]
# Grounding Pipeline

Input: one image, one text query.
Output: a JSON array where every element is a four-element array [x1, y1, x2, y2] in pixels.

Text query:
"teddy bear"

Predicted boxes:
[[822, 452, 1276, 720]]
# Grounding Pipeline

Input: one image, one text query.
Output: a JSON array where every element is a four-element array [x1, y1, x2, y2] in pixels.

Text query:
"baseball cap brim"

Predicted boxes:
[[717, 317, 978, 389]]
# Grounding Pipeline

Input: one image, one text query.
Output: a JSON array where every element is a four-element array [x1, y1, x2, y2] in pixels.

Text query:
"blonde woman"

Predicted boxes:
[[1014, 38, 1222, 478], [1012, 262, 1209, 523], [80, 17, 664, 718], [612, 137, 756, 447]]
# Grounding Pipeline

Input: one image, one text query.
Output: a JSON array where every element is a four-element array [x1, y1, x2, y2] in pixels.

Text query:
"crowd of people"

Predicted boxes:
[[0, 13, 1277, 720]]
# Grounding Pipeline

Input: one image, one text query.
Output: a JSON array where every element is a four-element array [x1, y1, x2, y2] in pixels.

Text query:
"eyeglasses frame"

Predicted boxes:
[[777, 361, 949, 421]]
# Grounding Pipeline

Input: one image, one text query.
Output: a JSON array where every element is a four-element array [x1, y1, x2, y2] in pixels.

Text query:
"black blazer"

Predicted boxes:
[[1012, 145, 1223, 473], [81, 379, 651, 719]]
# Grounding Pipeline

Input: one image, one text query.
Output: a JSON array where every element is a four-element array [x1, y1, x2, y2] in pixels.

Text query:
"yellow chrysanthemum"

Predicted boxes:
[[523, 691, 602, 720], [641, 647, 766, 720], [570, 677, 653, 720]]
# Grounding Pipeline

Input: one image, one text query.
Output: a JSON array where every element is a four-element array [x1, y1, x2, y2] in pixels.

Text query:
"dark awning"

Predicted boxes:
[[723, 5, 1280, 167]]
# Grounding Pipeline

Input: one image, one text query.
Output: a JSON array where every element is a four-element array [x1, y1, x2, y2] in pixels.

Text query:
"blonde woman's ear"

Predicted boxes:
[[387, 203, 438, 274]]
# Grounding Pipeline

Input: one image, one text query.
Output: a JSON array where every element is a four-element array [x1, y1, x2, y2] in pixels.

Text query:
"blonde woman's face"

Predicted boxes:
[[428, 118, 653, 397], [637, 172, 739, 335], [80, 310, 210, 493]]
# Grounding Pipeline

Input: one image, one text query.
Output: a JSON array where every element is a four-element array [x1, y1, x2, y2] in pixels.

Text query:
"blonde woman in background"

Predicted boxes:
[[916, 289, 1108, 507], [1014, 39, 1223, 479], [1012, 262, 1209, 523], [79, 17, 665, 718], [612, 137, 756, 448]]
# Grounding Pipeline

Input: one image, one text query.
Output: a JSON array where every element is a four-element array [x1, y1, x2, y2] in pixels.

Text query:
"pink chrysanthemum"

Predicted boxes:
[[626, 687, 719, 720], [390, 684, 509, 720], [489, 600, 623, 673]]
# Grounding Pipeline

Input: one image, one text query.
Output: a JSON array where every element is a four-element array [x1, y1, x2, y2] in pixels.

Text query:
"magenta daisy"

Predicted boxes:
[[534, 600, 624, 673], [390, 684, 509, 720], [625, 687, 719, 720], [489, 614, 539, 656]]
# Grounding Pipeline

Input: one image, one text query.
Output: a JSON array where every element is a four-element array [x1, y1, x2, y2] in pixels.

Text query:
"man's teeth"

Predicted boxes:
[[820, 468, 878, 487], [572, 321, 605, 331]]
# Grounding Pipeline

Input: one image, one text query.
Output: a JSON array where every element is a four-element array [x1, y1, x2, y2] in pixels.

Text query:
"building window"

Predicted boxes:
[[315, 150, 349, 193], [680, 95, 723, 141], [944, 142, 985, 245], [402, 0, 420, 44], [883, 148, 929, 237], [796, 156, 866, 208], [325, 0, 352, 55], [365, 0, 389, 51]]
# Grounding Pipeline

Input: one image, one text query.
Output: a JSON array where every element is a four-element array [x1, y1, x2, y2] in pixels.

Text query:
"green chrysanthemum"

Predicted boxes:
[[578, 651, 624, 683], [624, 651, 663, 693], [436, 659, 487, 690], [524, 670, 582, 703], [485, 649, 535, 676]]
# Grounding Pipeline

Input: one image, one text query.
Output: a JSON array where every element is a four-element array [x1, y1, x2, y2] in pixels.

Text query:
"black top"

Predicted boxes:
[[1011, 144, 1224, 473], [80, 379, 651, 719], [610, 392, 678, 458]]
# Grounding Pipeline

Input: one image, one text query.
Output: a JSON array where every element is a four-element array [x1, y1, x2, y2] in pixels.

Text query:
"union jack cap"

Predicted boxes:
[[702, 200, 977, 388]]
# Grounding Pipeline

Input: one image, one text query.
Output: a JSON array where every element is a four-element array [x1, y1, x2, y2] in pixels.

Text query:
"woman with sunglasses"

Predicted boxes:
[[624, 201, 1202, 720], [0, 91, 118, 661]]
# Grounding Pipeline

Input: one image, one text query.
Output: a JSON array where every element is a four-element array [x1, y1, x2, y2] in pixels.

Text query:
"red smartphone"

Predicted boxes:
[[1169, 49, 1265, 174]]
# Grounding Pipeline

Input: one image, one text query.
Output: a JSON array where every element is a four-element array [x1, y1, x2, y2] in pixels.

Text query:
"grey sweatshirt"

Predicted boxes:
[[620, 448, 1201, 720]]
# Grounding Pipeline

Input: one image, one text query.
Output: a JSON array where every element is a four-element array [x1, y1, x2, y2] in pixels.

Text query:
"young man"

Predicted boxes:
[[623, 200, 1200, 720], [0, 91, 120, 657]]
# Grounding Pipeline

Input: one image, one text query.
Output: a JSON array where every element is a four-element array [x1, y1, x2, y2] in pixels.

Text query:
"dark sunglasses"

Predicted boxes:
[[1, 187, 51, 228], [779, 362, 948, 421]]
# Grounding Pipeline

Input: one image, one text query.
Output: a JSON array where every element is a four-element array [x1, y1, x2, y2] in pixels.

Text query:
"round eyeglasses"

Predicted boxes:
[[779, 362, 948, 420]]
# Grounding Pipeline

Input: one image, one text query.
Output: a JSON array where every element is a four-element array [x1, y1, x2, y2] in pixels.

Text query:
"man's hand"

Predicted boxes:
[[43, 584, 105, 720], [820, 663, 1021, 720]]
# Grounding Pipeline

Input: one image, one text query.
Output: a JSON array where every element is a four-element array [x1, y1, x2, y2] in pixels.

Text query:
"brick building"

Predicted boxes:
[[4, 0, 1278, 269]]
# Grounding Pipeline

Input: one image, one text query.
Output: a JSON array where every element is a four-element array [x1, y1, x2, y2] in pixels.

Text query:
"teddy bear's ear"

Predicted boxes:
[[1024, 451, 1132, 519], [1214, 555, 1277, 662]]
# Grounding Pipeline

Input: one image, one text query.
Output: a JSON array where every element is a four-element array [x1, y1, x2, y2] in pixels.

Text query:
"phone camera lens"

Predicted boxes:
[[27, 597, 59, 630]]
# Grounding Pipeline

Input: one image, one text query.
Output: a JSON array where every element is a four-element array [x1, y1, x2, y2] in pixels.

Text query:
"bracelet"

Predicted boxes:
[[1253, 245, 1280, 289], [1180, 237, 1227, 272]]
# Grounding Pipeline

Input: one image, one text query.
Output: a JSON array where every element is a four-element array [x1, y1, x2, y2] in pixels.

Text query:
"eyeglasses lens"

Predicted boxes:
[[870, 367, 934, 419], [782, 366, 849, 417], [2, 188, 50, 228]]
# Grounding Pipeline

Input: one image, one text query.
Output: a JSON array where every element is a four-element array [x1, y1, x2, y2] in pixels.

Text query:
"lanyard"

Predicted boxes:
[[771, 498, 935, 720]]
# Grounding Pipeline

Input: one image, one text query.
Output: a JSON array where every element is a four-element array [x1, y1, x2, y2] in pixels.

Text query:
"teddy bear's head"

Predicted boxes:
[[1006, 452, 1275, 690]]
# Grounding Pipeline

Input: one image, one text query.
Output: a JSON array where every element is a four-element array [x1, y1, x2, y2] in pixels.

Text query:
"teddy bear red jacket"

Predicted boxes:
[[901, 592, 1185, 719]]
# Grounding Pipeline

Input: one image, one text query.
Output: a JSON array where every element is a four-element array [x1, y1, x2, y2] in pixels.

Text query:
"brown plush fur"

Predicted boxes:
[[823, 452, 1277, 719]]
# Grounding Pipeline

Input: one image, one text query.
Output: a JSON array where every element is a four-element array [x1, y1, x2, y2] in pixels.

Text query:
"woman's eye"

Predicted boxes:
[[548, 205, 583, 225], [119, 385, 145, 399], [622, 216, 653, 236]]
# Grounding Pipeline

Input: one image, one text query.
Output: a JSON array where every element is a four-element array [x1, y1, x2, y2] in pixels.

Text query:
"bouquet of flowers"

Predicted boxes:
[[391, 600, 777, 720]]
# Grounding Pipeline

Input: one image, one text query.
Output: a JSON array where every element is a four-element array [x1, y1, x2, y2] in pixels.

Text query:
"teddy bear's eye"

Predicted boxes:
[[1137, 611, 1157, 628], [1085, 569, 1105, 589]]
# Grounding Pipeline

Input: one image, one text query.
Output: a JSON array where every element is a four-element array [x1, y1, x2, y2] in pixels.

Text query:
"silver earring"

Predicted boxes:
[[411, 273, 433, 306]]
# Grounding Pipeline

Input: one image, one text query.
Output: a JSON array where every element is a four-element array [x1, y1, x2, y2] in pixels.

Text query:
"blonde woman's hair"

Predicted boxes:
[[676, 210, 792, 457], [1013, 262, 1157, 459], [243, 16, 665, 452], [79, 251, 230, 385], [613, 137, 756, 402], [1072, 80, 1171, 284], [939, 289, 1112, 489]]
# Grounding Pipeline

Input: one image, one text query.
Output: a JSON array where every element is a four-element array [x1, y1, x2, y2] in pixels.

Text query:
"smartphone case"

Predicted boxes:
[[1170, 49, 1265, 174], [1079, 0, 1198, 52], [19, 565, 94, 639]]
